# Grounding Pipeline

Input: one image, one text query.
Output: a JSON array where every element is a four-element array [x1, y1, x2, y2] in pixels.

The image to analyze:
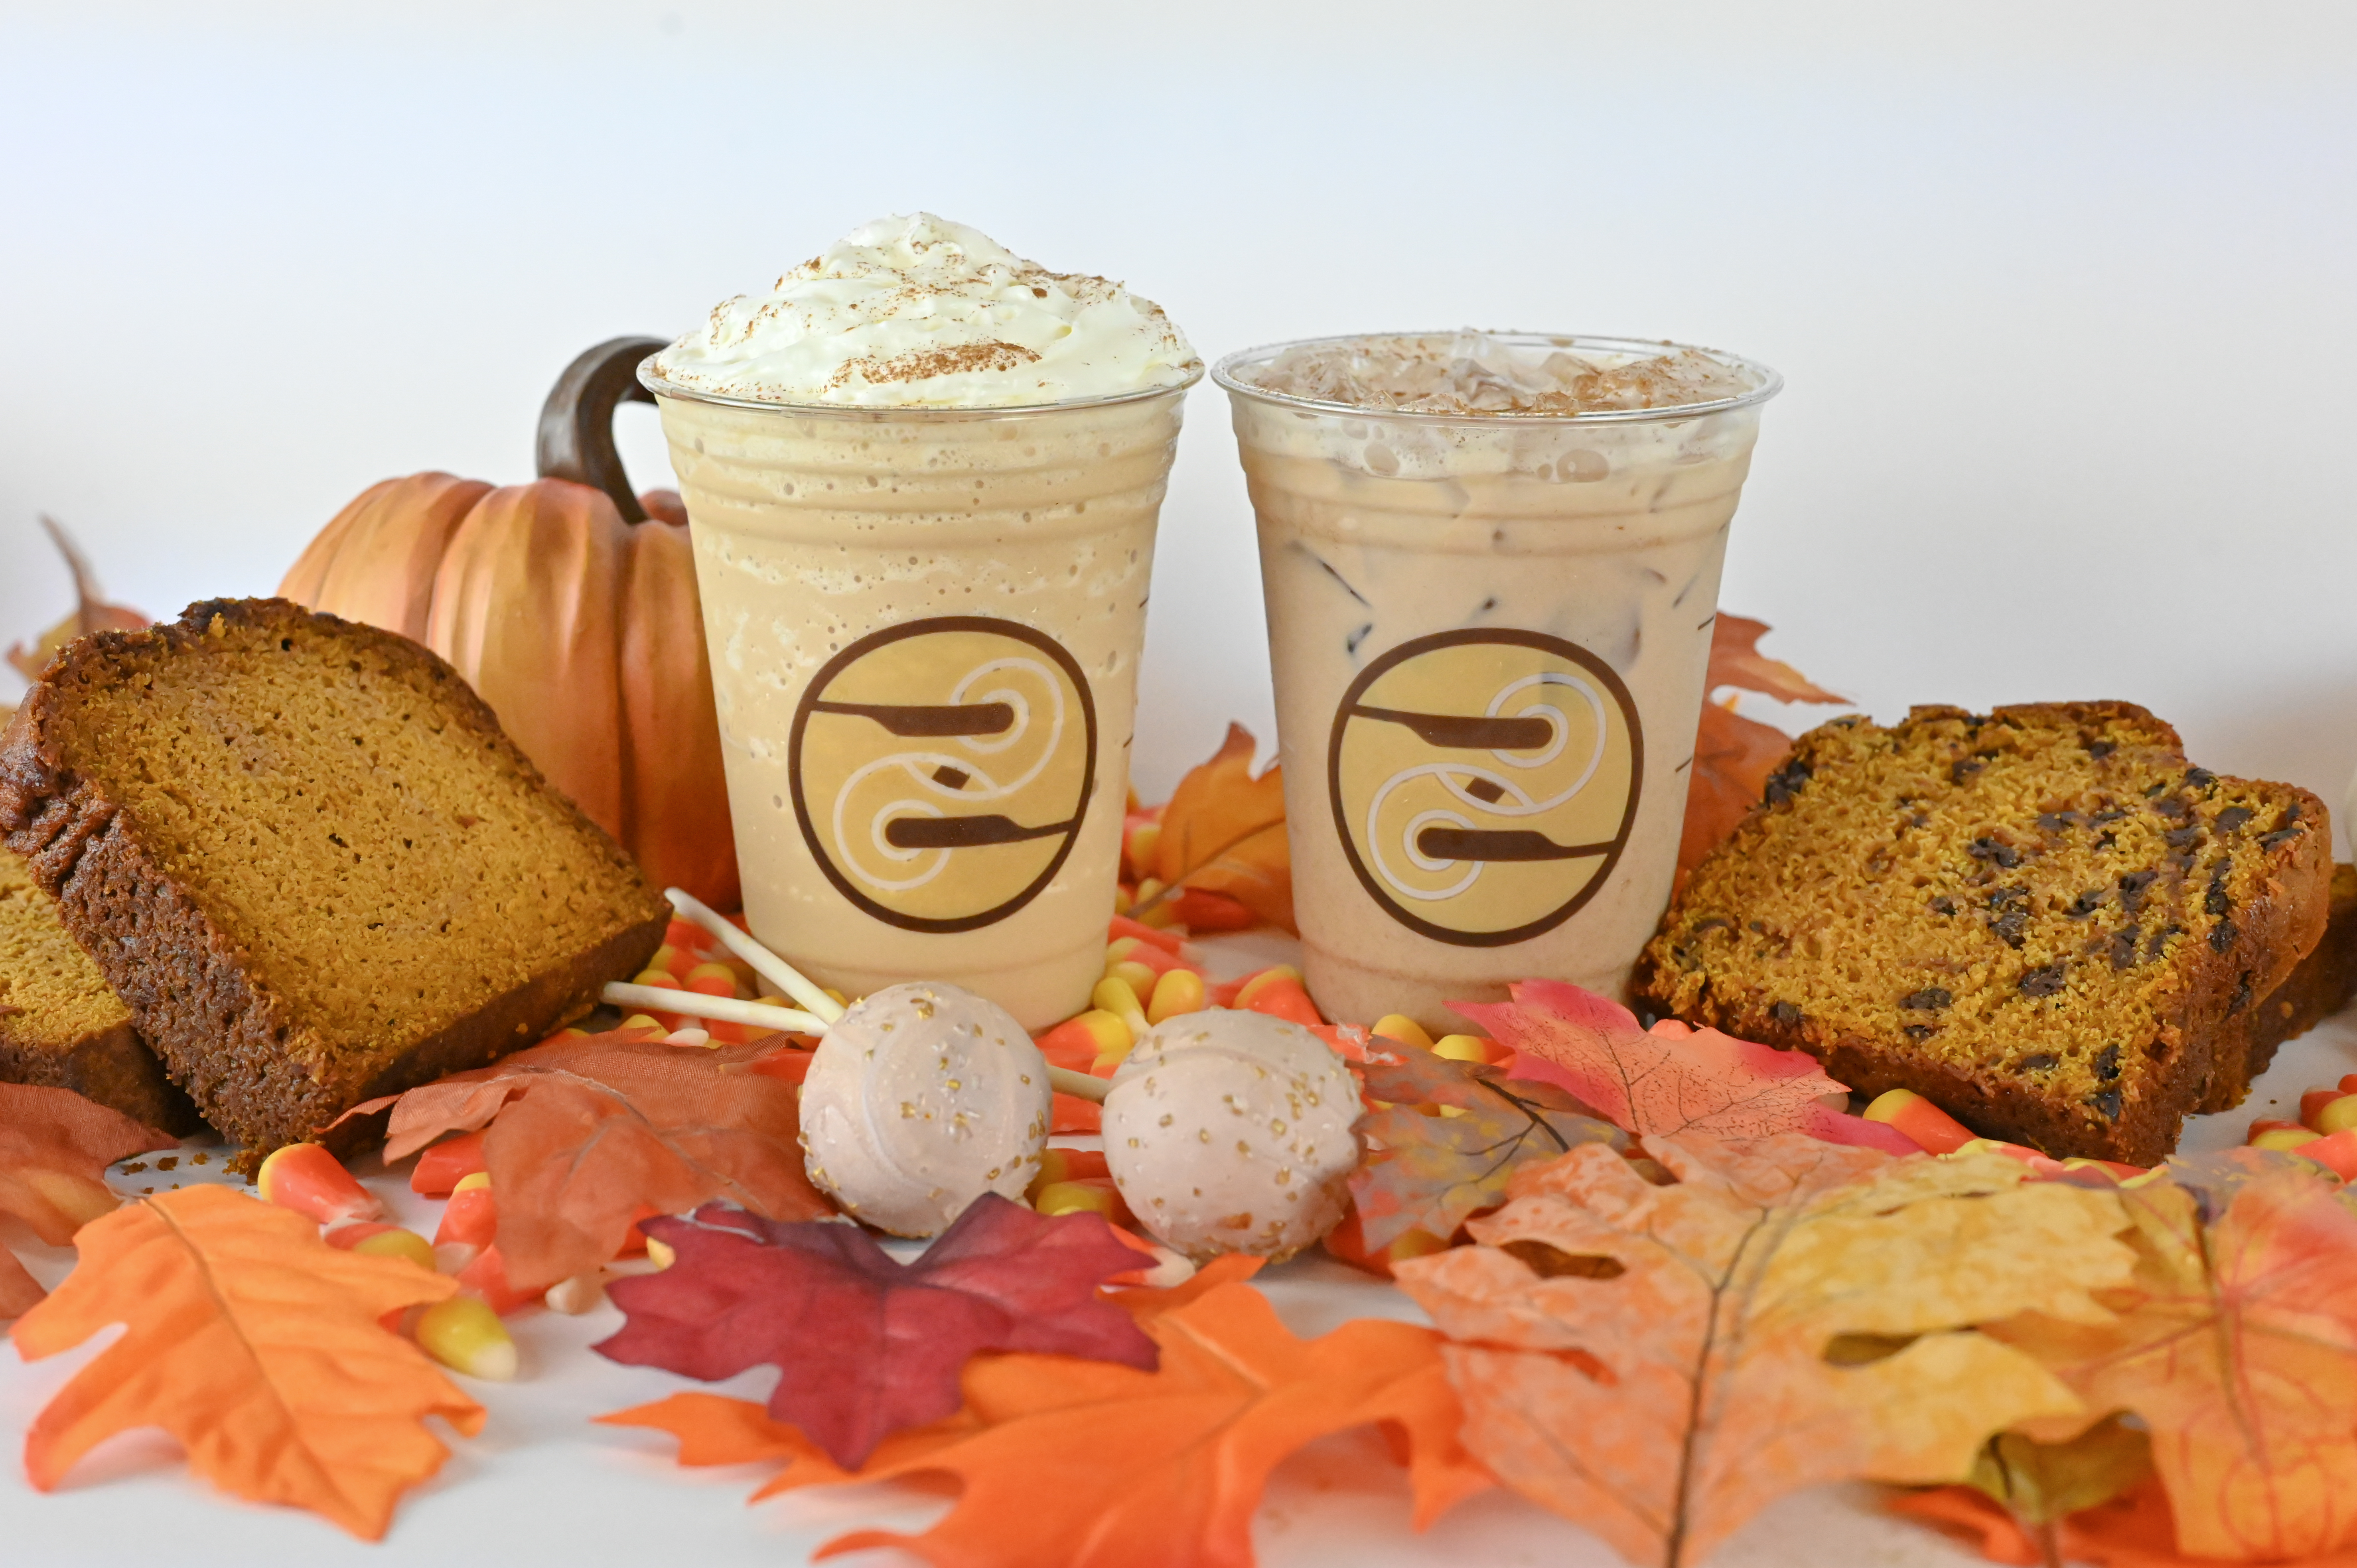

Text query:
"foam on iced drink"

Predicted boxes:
[[1237, 332, 1763, 416], [1218, 332, 1779, 1030]]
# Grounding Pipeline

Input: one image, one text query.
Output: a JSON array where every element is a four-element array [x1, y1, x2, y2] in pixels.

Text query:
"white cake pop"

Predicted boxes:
[[1101, 1009, 1361, 1263], [797, 981, 1053, 1238]]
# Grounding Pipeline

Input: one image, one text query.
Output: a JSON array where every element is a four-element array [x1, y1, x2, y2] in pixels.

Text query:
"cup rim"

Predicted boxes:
[[1210, 332, 1781, 424], [637, 354, 1205, 418]]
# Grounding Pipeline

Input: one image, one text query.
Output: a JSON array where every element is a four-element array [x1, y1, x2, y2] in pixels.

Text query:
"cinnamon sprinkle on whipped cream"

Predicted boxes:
[[650, 213, 1199, 408]]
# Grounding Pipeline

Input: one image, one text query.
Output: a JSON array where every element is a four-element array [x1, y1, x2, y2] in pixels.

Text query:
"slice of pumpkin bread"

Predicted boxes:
[[2220, 861, 2357, 1100], [1634, 702, 2331, 1164], [0, 845, 197, 1132], [0, 598, 667, 1164]]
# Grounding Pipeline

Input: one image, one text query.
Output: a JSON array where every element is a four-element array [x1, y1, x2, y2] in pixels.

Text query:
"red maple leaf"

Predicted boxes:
[[594, 1194, 1157, 1467], [1452, 979, 1914, 1154]]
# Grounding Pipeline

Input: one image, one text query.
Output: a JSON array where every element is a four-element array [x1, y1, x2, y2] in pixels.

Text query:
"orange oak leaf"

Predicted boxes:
[[1677, 615, 1846, 887], [601, 1278, 1490, 1568], [1452, 978, 1917, 1154], [8, 1184, 477, 1539], [1142, 722, 1292, 932], [353, 1030, 828, 1292], [1394, 1135, 2136, 1568], [1985, 1157, 2357, 1561], [0, 1082, 178, 1316]]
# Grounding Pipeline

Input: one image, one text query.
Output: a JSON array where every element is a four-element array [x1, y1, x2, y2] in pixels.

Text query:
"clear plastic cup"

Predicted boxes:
[[645, 366, 1199, 1028], [1215, 333, 1780, 1029]]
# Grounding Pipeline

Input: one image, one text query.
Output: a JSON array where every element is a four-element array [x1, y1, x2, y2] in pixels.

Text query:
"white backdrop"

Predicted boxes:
[[4, 8, 2357, 1564], [4, 1, 2355, 835]]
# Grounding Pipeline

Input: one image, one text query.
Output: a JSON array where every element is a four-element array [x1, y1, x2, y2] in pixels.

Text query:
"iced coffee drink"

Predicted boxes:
[[644, 215, 1199, 1028], [1217, 333, 1780, 1030]]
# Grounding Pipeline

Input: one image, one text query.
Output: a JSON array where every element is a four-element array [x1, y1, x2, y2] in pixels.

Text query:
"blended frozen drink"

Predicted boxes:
[[645, 215, 1200, 1028], [1216, 332, 1781, 1030]]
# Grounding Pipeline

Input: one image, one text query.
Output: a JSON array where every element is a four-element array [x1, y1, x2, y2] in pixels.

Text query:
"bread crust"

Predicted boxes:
[[0, 719, 199, 1134], [1635, 701, 2332, 1165], [0, 598, 666, 1164], [2215, 863, 2357, 1103], [0, 1016, 199, 1135]]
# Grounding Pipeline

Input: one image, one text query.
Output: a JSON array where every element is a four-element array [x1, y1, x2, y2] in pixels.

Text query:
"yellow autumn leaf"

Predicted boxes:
[[1988, 1159, 2357, 1560], [1395, 1135, 2138, 1568]]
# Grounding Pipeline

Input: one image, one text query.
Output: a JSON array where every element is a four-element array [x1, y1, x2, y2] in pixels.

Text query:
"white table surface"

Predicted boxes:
[[7, 926, 2351, 1568]]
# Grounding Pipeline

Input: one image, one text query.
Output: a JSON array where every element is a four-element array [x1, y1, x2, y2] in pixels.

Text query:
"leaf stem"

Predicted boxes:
[[1479, 1078, 1571, 1153]]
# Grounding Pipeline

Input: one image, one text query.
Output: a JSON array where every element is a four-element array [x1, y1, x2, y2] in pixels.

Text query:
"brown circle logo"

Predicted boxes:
[[1327, 628, 1643, 947], [789, 617, 1097, 934]]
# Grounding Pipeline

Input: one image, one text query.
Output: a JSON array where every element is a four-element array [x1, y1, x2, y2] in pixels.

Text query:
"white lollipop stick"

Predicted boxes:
[[1046, 1066, 1109, 1104], [664, 888, 846, 1026], [601, 982, 829, 1036]]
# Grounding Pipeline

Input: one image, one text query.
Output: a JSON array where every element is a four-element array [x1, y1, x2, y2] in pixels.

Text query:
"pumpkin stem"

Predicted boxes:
[[537, 336, 669, 524]]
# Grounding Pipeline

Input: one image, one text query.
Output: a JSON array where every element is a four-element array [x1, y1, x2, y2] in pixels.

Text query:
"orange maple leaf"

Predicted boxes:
[[357, 1031, 830, 1292], [1894, 1473, 2357, 1568], [1141, 722, 1293, 932], [1676, 615, 1847, 889], [1451, 979, 1916, 1153], [1704, 613, 1845, 709], [9, 1184, 479, 1539], [0, 1082, 178, 1316], [601, 1277, 1489, 1568], [1987, 1159, 2357, 1561], [1395, 1135, 2136, 1568]]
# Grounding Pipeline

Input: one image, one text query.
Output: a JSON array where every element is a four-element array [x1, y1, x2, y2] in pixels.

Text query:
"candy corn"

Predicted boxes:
[[1036, 1010, 1131, 1071], [414, 1295, 517, 1381], [1371, 1014, 1434, 1050], [1033, 1177, 1134, 1227], [323, 1223, 436, 1272], [410, 1130, 488, 1197], [1231, 966, 1323, 1026], [1027, 1147, 1111, 1198], [1092, 975, 1151, 1041], [1862, 1088, 1978, 1156], [434, 1172, 498, 1252], [1432, 1034, 1494, 1064], [1146, 967, 1206, 1024], [255, 1142, 384, 1227], [454, 1243, 540, 1316]]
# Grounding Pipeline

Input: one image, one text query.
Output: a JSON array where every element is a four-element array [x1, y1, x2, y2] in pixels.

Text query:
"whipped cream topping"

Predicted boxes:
[[650, 213, 1200, 408]]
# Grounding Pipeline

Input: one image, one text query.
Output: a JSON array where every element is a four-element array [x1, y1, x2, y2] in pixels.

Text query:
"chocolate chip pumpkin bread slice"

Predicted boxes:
[[2219, 861, 2357, 1099], [0, 845, 197, 1132], [0, 598, 668, 1165], [1633, 702, 2331, 1164]]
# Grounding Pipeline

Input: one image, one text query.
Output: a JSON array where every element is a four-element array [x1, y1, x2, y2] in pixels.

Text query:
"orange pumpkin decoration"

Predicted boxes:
[[279, 338, 738, 908]]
